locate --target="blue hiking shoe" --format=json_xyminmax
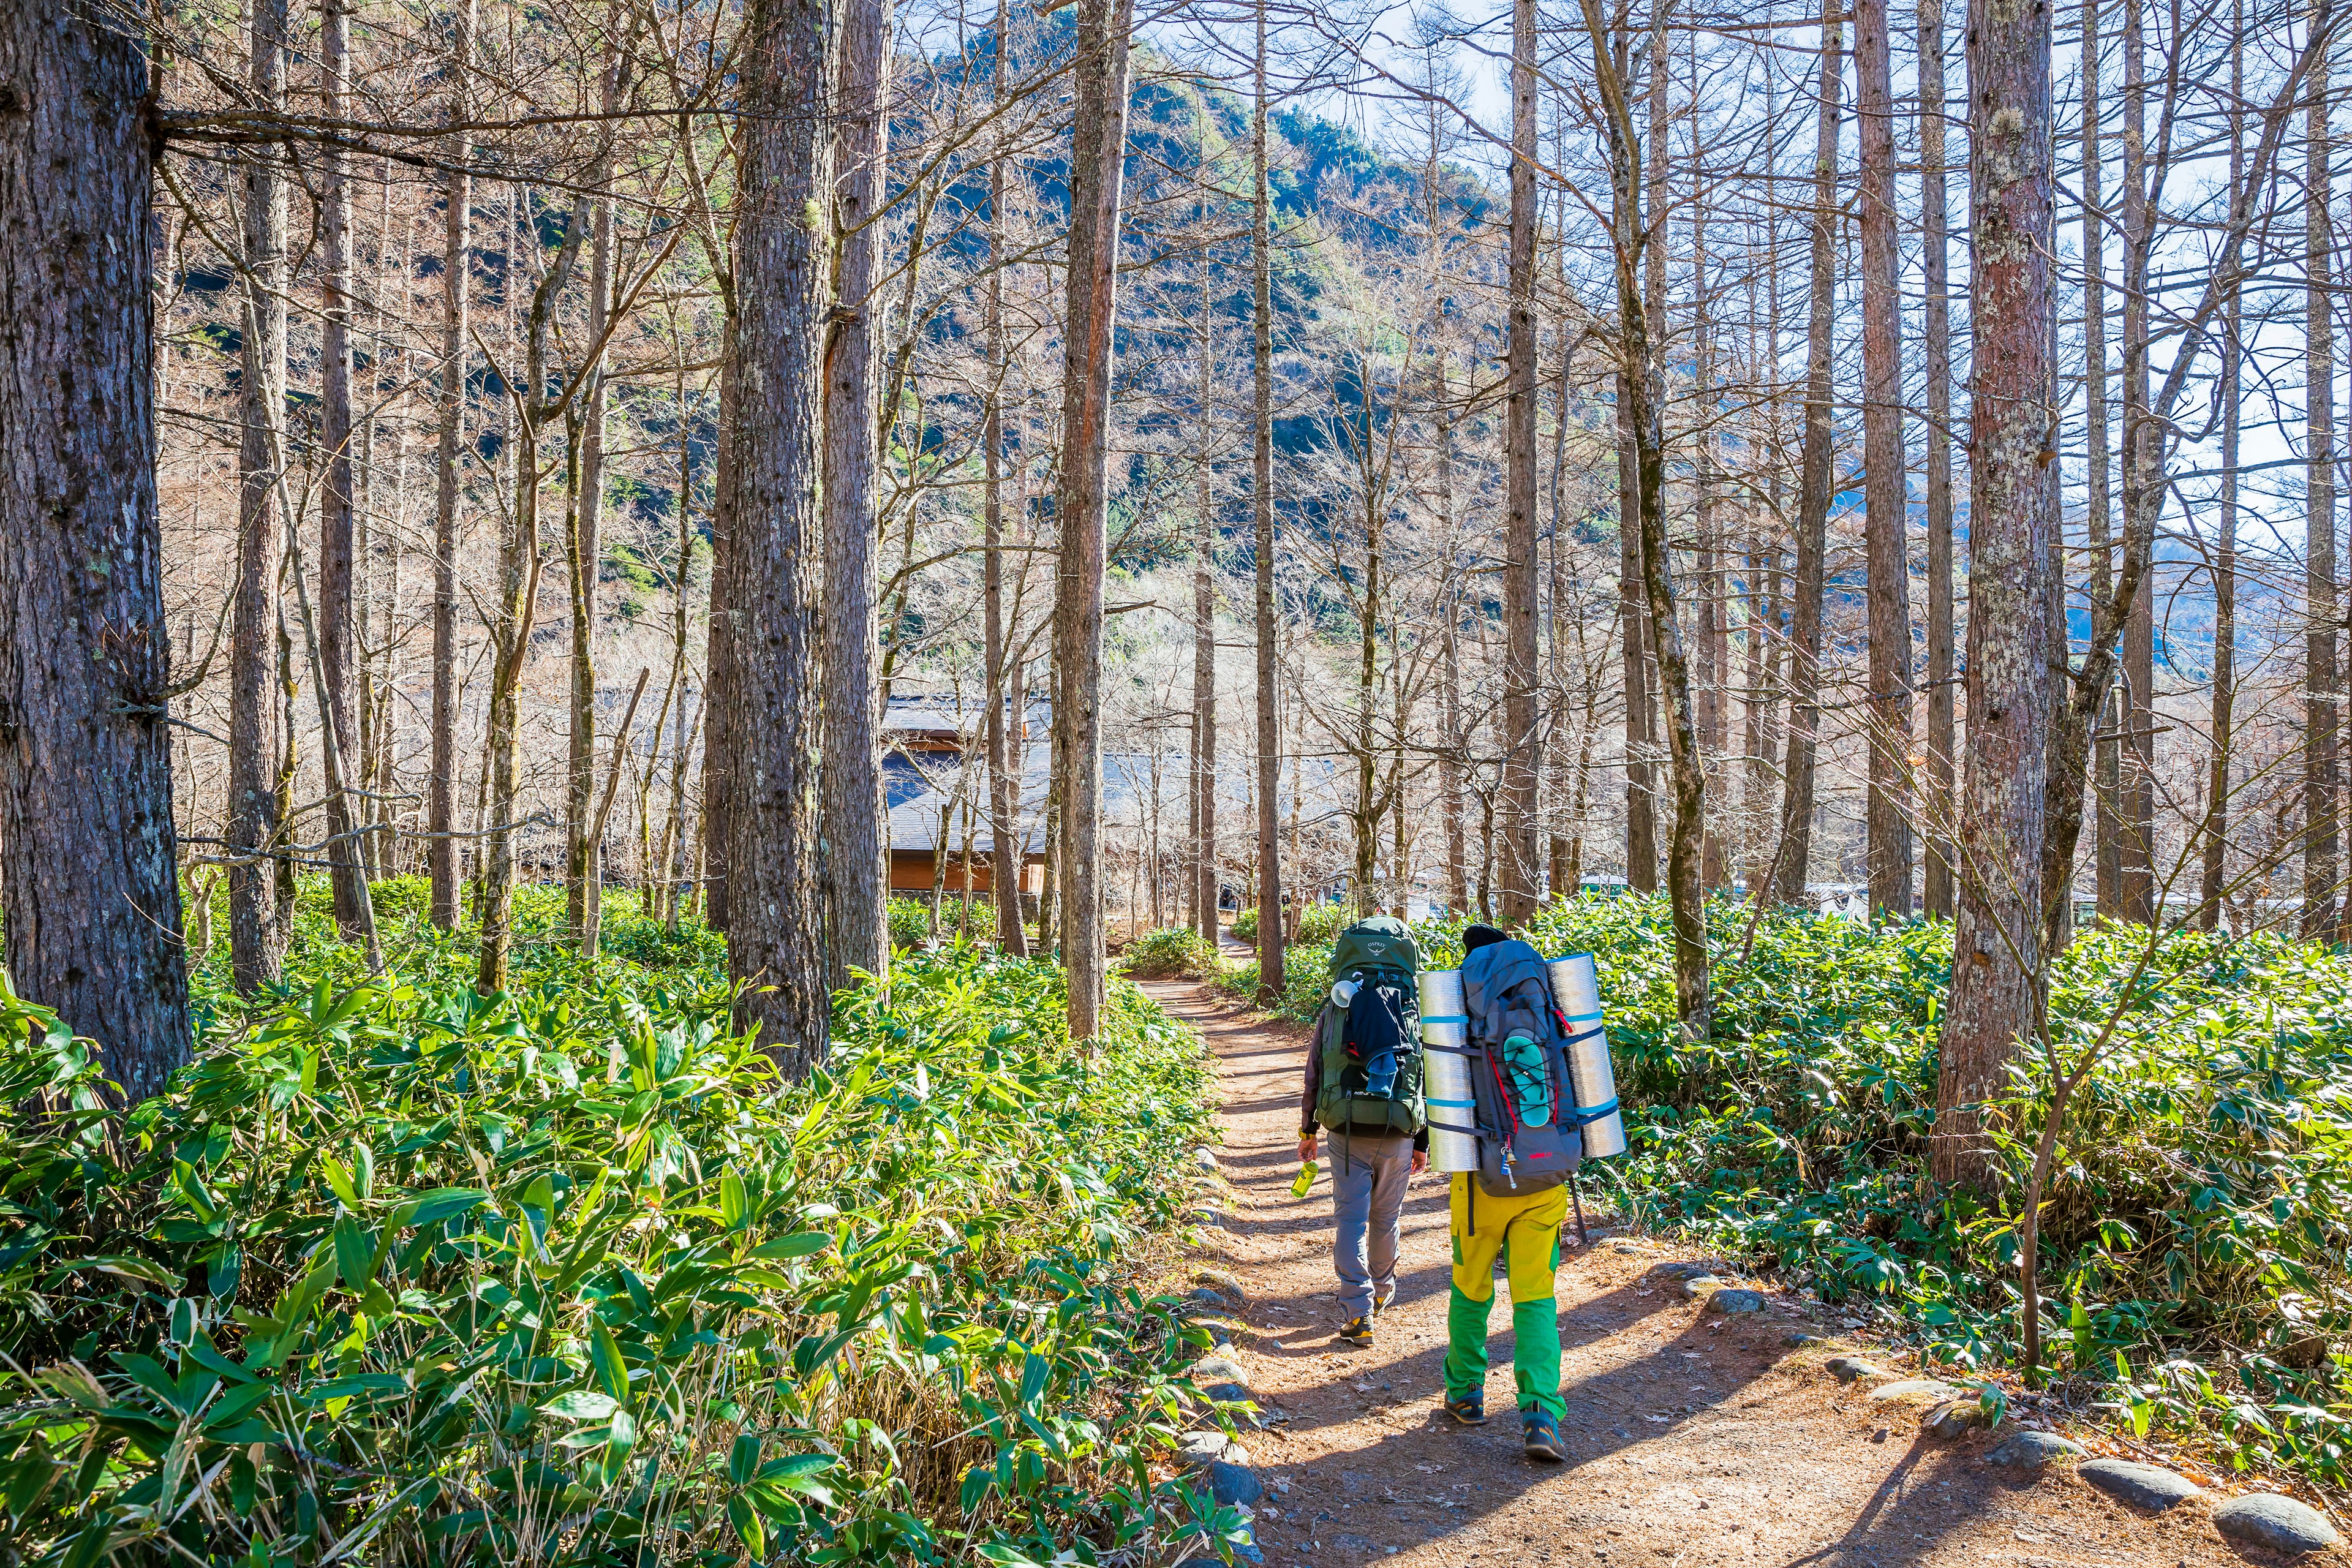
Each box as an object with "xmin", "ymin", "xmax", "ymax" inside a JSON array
[
  {"xmin": 1444, "ymin": 1390, "xmax": 1487, "ymax": 1427},
  {"xmin": 1522, "ymin": 1409, "xmax": 1566, "ymax": 1463}
]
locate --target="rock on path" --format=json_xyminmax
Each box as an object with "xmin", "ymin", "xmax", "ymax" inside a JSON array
[
  {"xmin": 2076, "ymin": 1457, "xmax": 2203, "ymax": 1511},
  {"xmin": 2212, "ymin": 1493, "xmax": 2342, "ymax": 1554}
]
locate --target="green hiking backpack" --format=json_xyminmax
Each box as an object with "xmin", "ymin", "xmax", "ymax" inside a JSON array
[{"xmin": 1313, "ymin": 916, "xmax": 1427, "ymax": 1137}]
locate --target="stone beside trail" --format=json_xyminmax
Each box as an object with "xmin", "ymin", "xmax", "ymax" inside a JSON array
[
  {"xmin": 2214, "ymin": 1493, "xmax": 2343, "ymax": 1554},
  {"xmin": 1143, "ymin": 976, "xmax": 2351, "ymax": 1568},
  {"xmin": 2078, "ymin": 1457, "xmax": 2204, "ymax": 1511}
]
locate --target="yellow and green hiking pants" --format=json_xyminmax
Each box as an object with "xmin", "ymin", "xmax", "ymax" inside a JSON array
[{"xmin": 1444, "ymin": 1174, "xmax": 1566, "ymax": 1419}]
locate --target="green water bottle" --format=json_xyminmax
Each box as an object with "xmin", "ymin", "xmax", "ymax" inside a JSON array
[{"xmin": 1291, "ymin": 1159, "xmax": 1318, "ymax": 1199}]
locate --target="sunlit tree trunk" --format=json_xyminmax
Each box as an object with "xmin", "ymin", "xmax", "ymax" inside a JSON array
[
  {"xmin": 0, "ymin": 0, "xmax": 190, "ymax": 1102},
  {"xmin": 1858, "ymin": 0, "xmax": 1913, "ymax": 916},
  {"xmin": 429, "ymin": 0, "xmax": 475, "ymax": 932},
  {"xmin": 2305, "ymin": 1, "xmax": 2339, "ymax": 938},
  {"xmin": 1193, "ymin": 288, "xmax": 1220, "ymax": 943},
  {"xmin": 1252, "ymin": 0, "xmax": 1283, "ymax": 1003},
  {"xmin": 2117, "ymin": 0, "xmax": 2158, "ymax": 925},
  {"xmin": 2201, "ymin": 14, "xmax": 2245, "ymax": 931},
  {"xmin": 229, "ymin": 0, "xmax": 289, "ymax": 990},
  {"xmin": 1054, "ymin": 0, "xmax": 1133, "ymax": 1042},
  {"xmin": 983, "ymin": 48, "xmax": 1030, "ymax": 958},
  {"xmin": 1498, "ymin": 0, "xmax": 1543, "ymax": 924},
  {"xmin": 729, "ymin": 0, "xmax": 835, "ymax": 1072},
  {"xmin": 319, "ymin": 0, "xmax": 368, "ymax": 939},
  {"xmin": 823, "ymin": 0, "xmax": 889, "ymax": 992},
  {"xmin": 1921, "ymin": 0, "xmax": 1959, "ymax": 921},
  {"xmin": 1935, "ymin": 0, "xmax": 2056, "ymax": 1189},
  {"xmin": 1774, "ymin": 10, "xmax": 1841, "ymax": 907}
]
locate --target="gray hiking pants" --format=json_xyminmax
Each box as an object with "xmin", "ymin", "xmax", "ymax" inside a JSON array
[{"xmin": 1328, "ymin": 1131, "xmax": 1415, "ymax": 1322}]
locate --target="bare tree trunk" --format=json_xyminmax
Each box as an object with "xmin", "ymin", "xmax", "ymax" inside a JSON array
[
  {"xmin": 1934, "ymin": 0, "xmax": 2056, "ymax": 1188},
  {"xmin": 1253, "ymin": 0, "xmax": 1284, "ymax": 1003},
  {"xmin": 1774, "ymin": 11, "xmax": 1841, "ymax": 907},
  {"xmin": 429, "ymin": 0, "xmax": 475, "ymax": 932},
  {"xmin": 1054, "ymin": 0, "xmax": 1133, "ymax": 1042},
  {"xmin": 0, "ymin": 1, "xmax": 190, "ymax": 1101},
  {"xmin": 2201, "ymin": 13, "xmax": 2245, "ymax": 931},
  {"xmin": 983, "ymin": 77, "xmax": 1030, "ymax": 957},
  {"xmin": 229, "ymin": 0, "xmax": 289, "ymax": 990},
  {"xmin": 1439, "ymin": 404, "xmax": 1468, "ymax": 913},
  {"xmin": 728, "ymin": 0, "xmax": 834, "ymax": 1072},
  {"xmin": 477, "ymin": 192, "xmax": 588, "ymax": 995},
  {"xmin": 1921, "ymin": 0, "xmax": 1958, "ymax": 920},
  {"xmin": 1193, "ymin": 295, "xmax": 1220, "ymax": 942},
  {"xmin": 2306, "ymin": 2, "xmax": 2339, "ymax": 938},
  {"xmin": 704, "ymin": 321, "xmax": 738, "ymax": 935},
  {"xmin": 2081, "ymin": 0, "xmax": 2120, "ymax": 918},
  {"xmin": 1578, "ymin": 0, "xmax": 1709, "ymax": 1030},
  {"xmin": 2116, "ymin": 0, "xmax": 2157, "ymax": 925},
  {"xmin": 1618, "ymin": 383, "xmax": 1657, "ymax": 893},
  {"xmin": 823, "ymin": 0, "xmax": 889, "ymax": 993},
  {"xmin": 319, "ymin": 0, "xmax": 368, "ymax": 938},
  {"xmin": 1498, "ymin": 0, "xmax": 1543, "ymax": 924},
  {"xmin": 1617, "ymin": 31, "xmax": 1657, "ymax": 899},
  {"xmin": 1858, "ymin": 0, "xmax": 1913, "ymax": 916}
]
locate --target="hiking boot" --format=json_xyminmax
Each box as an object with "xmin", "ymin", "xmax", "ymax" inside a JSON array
[
  {"xmin": 1444, "ymin": 1391, "xmax": 1487, "ymax": 1427},
  {"xmin": 1522, "ymin": 1410, "xmax": 1566, "ymax": 1463},
  {"xmin": 1373, "ymin": 1284, "xmax": 1396, "ymax": 1313},
  {"xmin": 1337, "ymin": 1315, "xmax": 1373, "ymax": 1346}
]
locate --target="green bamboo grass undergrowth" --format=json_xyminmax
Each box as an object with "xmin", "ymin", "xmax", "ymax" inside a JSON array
[{"xmin": 0, "ymin": 895, "xmax": 1230, "ymax": 1566}]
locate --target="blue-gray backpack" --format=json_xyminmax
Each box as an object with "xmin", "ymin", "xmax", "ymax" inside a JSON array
[{"xmin": 1460, "ymin": 936, "xmax": 1580, "ymax": 1197}]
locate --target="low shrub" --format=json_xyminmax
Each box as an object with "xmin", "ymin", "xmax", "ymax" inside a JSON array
[
  {"xmin": 0, "ymin": 943, "xmax": 1232, "ymax": 1564},
  {"xmin": 1227, "ymin": 907, "xmax": 1256, "ymax": 943},
  {"xmin": 1120, "ymin": 927, "xmax": 1220, "ymax": 980},
  {"xmin": 887, "ymin": 895, "xmax": 998, "ymax": 951}
]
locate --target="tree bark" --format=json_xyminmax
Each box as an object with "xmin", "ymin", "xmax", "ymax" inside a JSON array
[
  {"xmin": 983, "ymin": 70, "xmax": 1030, "ymax": 958},
  {"xmin": 1858, "ymin": 0, "xmax": 1913, "ymax": 916},
  {"xmin": 823, "ymin": 0, "xmax": 889, "ymax": 993},
  {"xmin": 728, "ymin": 0, "xmax": 835, "ymax": 1072},
  {"xmin": 1193, "ymin": 287, "xmax": 1220, "ymax": 942},
  {"xmin": 1774, "ymin": 12, "xmax": 1841, "ymax": 907},
  {"xmin": 0, "ymin": 1, "xmax": 191, "ymax": 1102},
  {"xmin": 1577, "ymin": 0, "xmax": 1709, "ymax": 1031},
  {"xmin": 2201, "ymin": 13, "xmax": 2245, "ymax": 931},
  {"xmin": 2117, "ymin": 0, "xmax": 2157, "ymax": 925},
  {"xmin": 1053, "ymin": 0, "xmax": 1134, "ymax": 1043},
  {"xmin": 429, "ymin": 0, "xmax": 475, "ymax": 932},
  {"xmin": 477, "ymin": 192, "xmax": 588, "ymax": 995},
  {"xmin": 565, "ymin": 56, "xmax": 625, "ymax": 956},
  {"xmin": 1498, "ymin": 0, "xmax": 1543, "ymax": 924},
  {"xmin": 2082, "ymin": 0, "xmax": 2121, "ymax": 918},
  {"xmin": 228, "ymin": 0, "xmax": 289, "ymax": 990},
  {"xmin": 1934, "ymin": 0, "xmax": 2057, "ymax": 1188},
  {"xmin": 319, "ymin": 0, "xmax": 367, "ymax": 940},
  {"xmin": 1920, "ymin": 0, "xmax": 1957, "ymax": 920},
  {"xmin": 2306, "ymin": 1, "xmax": 2339, "ymax": 938},
  {"xmin": 1253, "ymin": 0, "xmax": 1284, "ymax": 1003}
]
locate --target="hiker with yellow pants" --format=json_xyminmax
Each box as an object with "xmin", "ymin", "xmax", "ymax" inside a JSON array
[
  {"xmin": 1437, "ymin": 922, "xmax": 1575, "ymax": 1463},
  {"xmin": 1442, "ymin": 1173, "xmax": 1566, "ymax": 1454}
]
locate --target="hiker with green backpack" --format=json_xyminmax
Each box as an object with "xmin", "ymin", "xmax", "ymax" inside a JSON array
[{"xmin": 1295, "ymin": 915, "xmax": 1427, "ymax": 1347}]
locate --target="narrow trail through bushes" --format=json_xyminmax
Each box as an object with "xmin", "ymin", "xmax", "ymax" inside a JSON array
[{"xmin": 1141, "ymin": 978, "xmax": 2339, "ymax": 1568}]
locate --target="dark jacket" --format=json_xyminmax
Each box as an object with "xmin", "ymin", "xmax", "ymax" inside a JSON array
[{"xmin": 1300, "ymin": 1025, "xmax": 1429, "ymax": 1150}]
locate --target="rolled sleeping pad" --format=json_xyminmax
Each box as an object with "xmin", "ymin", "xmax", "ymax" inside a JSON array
[
  {"xmin": 1545, "ymin": 952, "xmax": 1627, "ymax": 1159},
  {"xmin": 1415, "ymin": 968, "xmax": 1481, "ymax": 1173}
]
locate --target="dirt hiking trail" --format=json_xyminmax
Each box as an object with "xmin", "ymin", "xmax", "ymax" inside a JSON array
[{"xmin": 1141, "ymin": 978, "xmax": 2346, "ymax": 1568}]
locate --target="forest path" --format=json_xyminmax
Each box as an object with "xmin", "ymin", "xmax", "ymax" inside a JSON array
[{"xmin": 1137, "ymin": 978, "xmax": 2309, "ymax": 1568}]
